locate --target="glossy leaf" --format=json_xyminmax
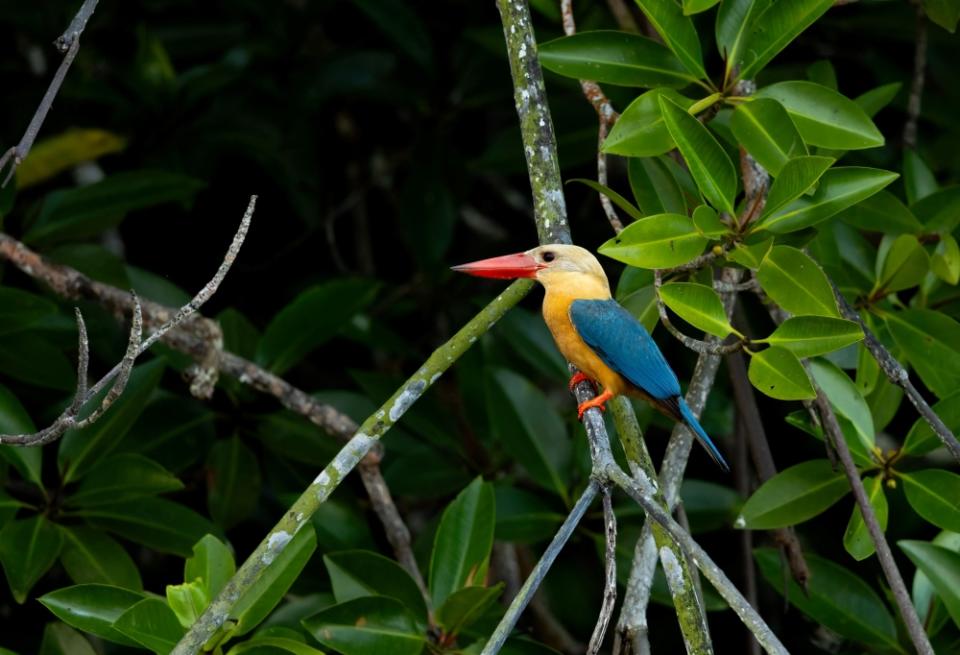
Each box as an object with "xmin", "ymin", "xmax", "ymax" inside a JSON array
[
  {"xmin": 659, "ymin": 282, "xmax": 737, "ymax": 338},
  {"xmin": 0, "ymin": 516, "xmax": 63, "ymax": 603},
  {"xmin": 166, "ymin": 579, "xmax": 208, "ymax": 629},
  {"xmin": 716, "ymin": 0, "xmax": 771, "ymax": 71},
  {"xmin": 737, "ymin": 459, "xmax": 848, "ymax": 528},
  {"xmin": 257, "ymin": 279, "xmax": 379, "ymax": 375},
  {"xmin": 633, "ymin": 0, "xmax": 706, "ymax": 78},
  {"xmin": 185, "ymin": 534, "xmax": 235, "ymax": 600},
  {"xmin": 886, "ymin": 309, "xmax": 960, "ymax": 399},
  {"xmin": 67, "ymin": 453, "xmax": 183, "ymax": 507},
  {"xmin": 683, "ymin": 0, "xmax": 719, "ymax": 14},
  {"xmin": 855, "ymin": 82, "xmax": 902, "ymax": 117},
  {"xmin": 904, "ymin": 390, "xmax": 960, "ymax": 455},
  {"xmin": 17, "ymin": 128, "xmax": 125, "ymax": 189},
  {"xmin": 627, "ymin": 157, "xmax": 687, "ymax": 216},
  {"xmin": 901, "ymin": 470, "xmax": 960, "ymax": 533},
  {"xmin": 755, "ymin": 548, "xmax": 899, "ymax": 648},
  {"xmin": 0, "ymin": 384, "xmax": 42, "ymax": 487},
  {"xmin": 838, "ymin": 190, "xmax": 923, "ymax": 234},
  {"xmin": 207, "ymin": 436, "xmax": 261, "ymax": 529},
  {"xmin": 486, "ymin": 369, "xmax": 570, "ymax": 500},
  {"xmin": 692, "ymin": 205, "xmax": 727, "ymax": 238},
  {"xmin": 302, "ymin": 596, "xmax": 424, "ymax": 655},
  {"xmin": 568, "ymin": 179, "xmax": 644, "ymax": 222},
  {"xmin": 923, "ymin": 0, "xmax": 960, "ymax": 32},
  {"xmin": 227, "ymin": 636, "xmax": 325, "ymax": 655},
  {"xmin": 38, "ymin": 622, "xmax": 98, "ymax": 655},
  {"xmin": 757, "ymin": 167, "xmax": 897, "ymax": 233},
  {"xmin": 659, "ymin": 96, "xmax": 737, "ymax": 215},
  {"xmin": 429, "ymin": 477, "xmax": 495, "ymax": 608},
  {"xmin": 903, "ymin": 149, "xmax": 938, "ymax": 205},
  {"xmin": 757, "ymin": 316, "xmax": 862, "ymax": 358},
  {"xmin": 756, "ymin": 246, "xmax": 839, "ymax": 317},
  {"xmin": 756, "ymin": 81, "xmax": 884, "ymax": 149},
  {"xmin": 324, "ymin": 550, "xmax": 428, "ymax": 625},
  {"xmin": 738, "ymin": 1, "xmax": 833, "ymax": 79},
  {"xmin": 598, "ymin": 214, "xmax": 706, "ymax": 269},
  {"xmin": 603, "ymin": 89, "xmax": 692, "ymax": 157},
  {"xmin": 730, "ymin": 98, "xmax": 807, "ymax": 176},
  {"xmin": 873, "ymin": 234, "xmax": 929, "ymax": 294},
  {"xmin": 747, "ymin": 346, "xmax": 815, "ymax": 401},
  {"xmin": 726, "ymin": 237, "xmax": 771, "ymax": 269},
  {"xmin": 60, "ymin": 526, "xmax": 142, "ymax": 591},
  {"xmin": 39, "ymin": 584, "xmax": 145, "ymax": 647},
  {"xmin": 112, "ymin": 598, "xmax": 185, "ymax": 655},
  {"xmin": 58, "ymin": 359, "xmax": 165, "ymax": 483},
  {"xmin": 809, "ymin": 359, "xmax": 875, "ymax": 452},
  {"xmin": 932, "ymin": 234, "xmax": 960, "ymax": 285},
  {"xmin": 436, "ymin": 584, "xmax": 503, "ymax": 636},
  {"xmin": 843, "ymin": 474, "xmax": 888, "ymax": 561},
  {"xmin": 760, "ymin": 156, "xmax": 834, "ymax": 218},
  {"xmin": 900, "ymin": 540, "xmax": 960, "ymax": 628}
]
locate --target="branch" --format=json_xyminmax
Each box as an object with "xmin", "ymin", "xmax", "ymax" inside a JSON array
[
  {"xmin": 0, "ymin": 0, "xmax": 100, "ymax": 186},
  {"xmin": 810, "ymin": 378, "xmax": 934, "ymax": 655},
  {"xmin": 830, "ymin": 279, "xmax": 960, "ymax": 462},
  {"xmin": 903, "ymin": 5, "xmax": 927, "ymax": 150},
  {"xmin": 654, "ymin": 269, "xmax": 742, "ymax": 356},
  {"xmin": 605, "ymin": 0, "xmax": 640, "ymax": 31},
  {"xmin": 588, "ymin": 488, "xmax": 618, "ymax": 654}
]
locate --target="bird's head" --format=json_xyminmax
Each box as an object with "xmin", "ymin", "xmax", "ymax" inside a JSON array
[{"xmin": 452, "ymin": 244, "xmax": 609, "ymax": 291}]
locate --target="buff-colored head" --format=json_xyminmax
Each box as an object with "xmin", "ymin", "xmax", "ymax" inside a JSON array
[{"xmin": 452, "ymin": 243, "xmax": 610, "ymax": 295}]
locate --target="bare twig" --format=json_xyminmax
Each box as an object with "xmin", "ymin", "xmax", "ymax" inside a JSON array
[
  {"xmin": 903, "ymin": 5, "xmax": 927, "ymax": 150},
  {"xmin": 661, "ymin": 245, "xmax": 731, "ymax": 276},
  {"xmin": 654, "ymin": 269, "xmax": 742, "ymax": 355},
  {"xmin": 0, "ymin": 0, "xmax": 100, "ymax": 186},
  {"xmin": 606, "ymin": 0, "xmax": 640, "ymax": 31},
  {"xmin": 588, "ymin": 488, "xmax": 618, "ymax": 654},
  {"xmin": 811, "ymin": 382, "xmax": 934, "ymax": 655},
  {"xmin": 734, "ymin": 417, "xmax": 762, "ymax": 655}
]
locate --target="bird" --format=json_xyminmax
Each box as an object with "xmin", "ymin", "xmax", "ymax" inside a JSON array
[{"xmin": 452, "ymin": 244, "xmax": 729, "ymax": 471}]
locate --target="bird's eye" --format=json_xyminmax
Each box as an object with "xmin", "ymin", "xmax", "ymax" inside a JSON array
[{"xmin": 542, "ymin": 251, "xmax": 555, "ymax": 262}]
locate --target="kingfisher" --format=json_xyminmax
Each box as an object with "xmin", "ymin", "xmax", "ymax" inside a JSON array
[{"xmin": 453, "ymin": 244, "xmax": 728, "ymax": 471}]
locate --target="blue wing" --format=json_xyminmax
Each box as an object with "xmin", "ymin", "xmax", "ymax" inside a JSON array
[{"xmin": 569, "ymin": 298, "xmax": 680, "ymax": 400}]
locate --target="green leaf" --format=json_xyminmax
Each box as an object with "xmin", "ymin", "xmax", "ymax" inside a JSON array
[
  {"xmin": 166, "ymin": 579, "xmax": 208, "ymax": 629},
  {"xmin": 843, "ymin": 474, "xmax": 888, "ymax": 561},
  {"xmin": 837, "ymin": 190, "xmax": 923, "ymax": 234},
  {"xmin": 760, "ymin": 156, "xmax": 834, "ymax": 218},
  {"xmin": 603, "ymin": 89, "xmax": 693, "ymax": 157},
  {"xmin": 258, "ymin": 279, "xmax": 378, "ymax": 375},
  {"xmin": 716, "ymin": 0, "xmax": 771, "ymax": 72},
  {"xmin": 598, "ymin": 214, "xmax": 707, "ymax": 269},
  {"xmin": 185, "ymin": 534, "xmax": 236, "ymax": 600},
  {"xmin": 809, "ymin": 359, "xmax": 875, "ymax": 453},
  {"xmin": 681, "ymin": 479, "xmax": 743, "ymax": 533},
  {"xmin": 494, "ymin": 485, "xmax": 565, "ymax": 544},
  {"xmin": 627, "ymin": 157, "xmax": 687, "ymax": 216},
  {"xmin": 683, "ymin": 0, "xmax": 719, "ymax": 14},
  {"xmin": 932, "ymin": 234, "xmax": 960, "ymax": 285},
  {"xmin": 39, "ymin": 622, "xmax": 98, "ymax": 655},
  {"xmin": 756, "ymin": 82, "xmax": 884, "ymax": 149},
  {"xmin": 58, "ymin": 358, "xmax": 165, "ymax": 483},
  {"xmin": 757, "ymin": 316, "xmax": 862, "ymax": 358},
  {"xmin": 0, "ymin": 516, "xmax": 63, "ymax": 603},
  {"xmin": 436, "ymin": 584, "xmax": 503, "ymax": 636},
  {"xmin": 429, "ymin": 477, "xmax": 495, "ymax": 608},
  {"xmin": 67, "ymin": 453, "xmax": 183, "ymax": 507},
  {"xmin": 302, "ymin": 596, "xmax": 424, "ymax": 655},
  {"xmin": 659, "ymin": 96, "xmax": 737, "ymax": 215},
  {"xmin": 904, "ymin": 389, "xmax": 960, "ymax": 455},
  {"xmin": 855, "ymin": 82, "xmax": 902, "ymax": 117},
  {"xmin": 227, "ymin": 636, "xmax": 326, "ymax": 655},
  {"xmin": 39, "ymin": 584, "xmax": 145, "ymax": 647},
  {"xmin": 486, "ymin": 369, "xmax": 570, "ymax": 500},
  {"xmin": 568, "ymin": 179, "xmax": 644, "ymax": 222},
  {"xmin": 734, "ymin": 0, "xmax": 827, "ymax": 75},
  {"xmin": 0, "ymin": 383, "xmax": 42, "ymax": 487},
  {"xmin": 692, "ymin": 205, "xmax": 728, "ymax": 238},
  {"xmin": 748, "ymin": 346, "xmax": 815, "ymax": 400},
  {"xmin": 76, "ymin": 496, "xmax": 219, "ymax": 557},
  {"xmin": 873, "ymin": 234, "xmax": 930, "ymax": 294},
  {"xmin": 0, "ymin": 286, "xmax": 58, "ymax": 337},
  {"xmin": 756, "ymin": 246, "xmax": 840, "ymax": 317},
  {"xmin": 757, "ymin": 167, "xmax": 898, "ymax": 233},
  {"xmin": 497, "ymin": 308, "xmax": 568, "ymax": 380},
  {"xmin": 726, "ymin": 237, "xmax": 772, "ymax": 269},
  {"xmin": 730, "ymin": 98, "xmax": 807, "ymax": 176},
  {"xmin": 806, "ymin": 60, "xmax": 837, "ymax": 89},
  {"xmin": 620, "ymin": 285, "xmax": 660, "ymax": 333},
  {"xmin": 207, "ymin": 436, "xmax": 261, "ymax": 530},
  {"xmin": 901, "ymin": 470, "xmax": 960, "ymax": 533},
  {"xmin": 737, "ymin": 459, "xmax": 848, "ymax": 528},
  {"xmin": 900, "ymin": 540, "xmax": 960, "ymax": 628},
  {"xmin": 755, "ymin": 548, "xmax": 899, "ymax": 648},
  {"xmin": 0, "ymin": 332, "xmax": 75, "ymax": 390},
  {"xmin": 324, "ymin": 550, "xmax": 429, "ymax": 626},
  {"xmin": 112, "ymin": 597, "xmax": 185, "ymax": 655},
  {"xmin": 633, "ymin": 0, "xmax": 706, "ymax": 78},
  {"xmin": 60, "ymin": 526, "xmax": 142, "ymax": 591},
  {"xmin": 923, "ymin": 0, "xmax": 960, "ymax": 32},
  {"xmin": 232, "ymin": 526, "xmax": 317, "ymax": 636},
  {"xmin": 538, "ymin": 31, "xmax": 695, "ymax": 88},
  {"xmin": 25, "ymin": 171, "xmax": 206, "ymax": 246},
  {"xmin": 659, "ymin": 282, "xmax": 737, "ymax": 338},
  {"xmin": 912, "ymin": 186, "xmax": 960, "ymax": 232},
  {"xmin": 903, "ymin": 150, "xmax": 938, "ymax": 205},
  {"xmin": 886, "ymin": 309, "xmax": 960, "ymax": 399}
]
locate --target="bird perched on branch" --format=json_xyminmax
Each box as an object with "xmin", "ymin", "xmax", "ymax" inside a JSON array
[{"xmin": 453, "ymin": 244, "xmax": 728, "ymax": 471}]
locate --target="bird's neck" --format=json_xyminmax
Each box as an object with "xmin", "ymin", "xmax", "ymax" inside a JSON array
[{"xmin": 542, "ymin": 271, "xmax": 611, "ymax": 302}]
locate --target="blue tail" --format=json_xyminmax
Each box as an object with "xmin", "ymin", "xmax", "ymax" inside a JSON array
[{"xmin": 678, "ymin": 398, "xmax": 729, "ymax": 472}]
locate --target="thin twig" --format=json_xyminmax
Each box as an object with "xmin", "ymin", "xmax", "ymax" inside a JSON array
[
  {"xmin": 903, "ymin": 5, "xmax": 927, "ymax": 150},
  {"xmin": 661, "ymin": 245, "xmax": 732, "ymax": 277},
  {"xmin": 654, "ymin": 269, "xmax": 742, "ymax": 355},
  {"xmin": 0, "ymin": 0, "xmax": 99, "ymax": 186},
  {"xmin": 734, "ymin": 416, "xmax": 762, "ymax": 655},
  {"xmin": 606, "ymin": 0, "xmax": 639, "ymax": 31},
  {"xmin": 829, "ymin": 279, "xmax": 960, "ymax": 462},
  {"xmin": 588, "ymin": 488, "xmax": 618, "ymax": 654},
  {"xmin": 810, "ymin": 381, "xmax": 934, "ymax": 655}
]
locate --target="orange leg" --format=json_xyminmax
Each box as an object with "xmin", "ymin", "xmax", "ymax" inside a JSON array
[
  {"xmin": 578, "ymin": 389, "xmax": 614, "ymax": 421},
  {"xmin": 568, "ymin": 371, "xmax": 595, "ymax": 392}
]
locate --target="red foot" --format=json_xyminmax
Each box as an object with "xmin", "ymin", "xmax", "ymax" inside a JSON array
[
  {"xmin": 578, "ymin": 389, "xmax": 614, "ymax": 421},
  {"xmin": 568, "ymin": 371, "xmax": 595, "ymax": 392}
]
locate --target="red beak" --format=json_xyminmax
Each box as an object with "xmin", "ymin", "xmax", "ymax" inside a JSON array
[{"xmin": 451, "ymin": 252, "xmax": 544, "ymax": 279}]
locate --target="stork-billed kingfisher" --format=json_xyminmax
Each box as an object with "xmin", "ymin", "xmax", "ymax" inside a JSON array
[{"xmin": 453, "ymin": 244, "xmax": 728, "ymax": 472}]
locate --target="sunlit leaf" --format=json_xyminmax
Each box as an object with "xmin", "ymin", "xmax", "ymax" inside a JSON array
[
  {"xmin": 633, "ymin": 0, "xmax": 706, "ymax": 78},
  {"xmin": 738, "ymin": 460, "xmax": 847, "ymax": 528},
  {"xmin": 901, "ymin": 470, "xmax": 960, "ymax": 533},
  {"xmin": 598, "ymin": 214, "xmax": 706, "ymax": 269},
  {"xmin": 738, "ymin": 1, "xmax": 834, "ymax": 79},
  {"xmin": 659, "ymin": 282, "xmax": 736, "ymax": 338},
  {"xmin": 757, "ymin": 316, "xmax": 862, "ymax": 358},
  {"xmin": 756, "ymin": 246, "xmax": 839, "ymax": 317},
  {"xmin": 730, "ymin": 98, "xmax": 807, "ymax": 176}
]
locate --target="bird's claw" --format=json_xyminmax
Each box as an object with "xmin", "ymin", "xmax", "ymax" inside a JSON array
[
  {"xmin": 568, "ymin": 371, "xmax": 595, "ymax": 392},
  {"xmin": 577, "ymin": 390, "xmax": 614, "ymax": 421}
]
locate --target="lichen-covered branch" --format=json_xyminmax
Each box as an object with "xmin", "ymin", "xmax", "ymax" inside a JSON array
[{"xmin": 588, "ymin": 488, "xmax": 619, "ymax": 654}]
